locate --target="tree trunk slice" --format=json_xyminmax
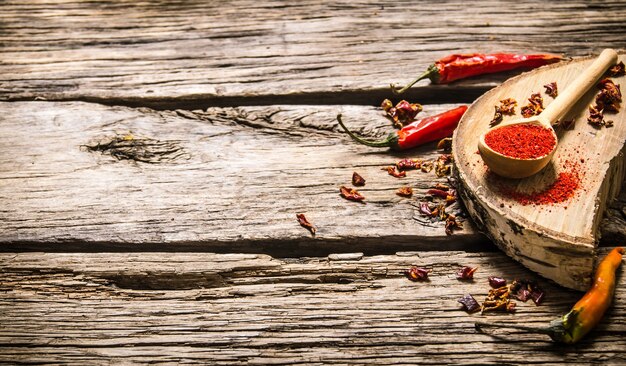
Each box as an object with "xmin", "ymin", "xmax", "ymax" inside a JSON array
[{"xmin": 453, "ymin": 54, "xmax": 626, "ymax": 291}]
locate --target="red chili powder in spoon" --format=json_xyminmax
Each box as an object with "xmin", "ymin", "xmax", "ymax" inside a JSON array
[{"xmin": 484, "ymin": 124, "xmax": 556, "ymax": 159}]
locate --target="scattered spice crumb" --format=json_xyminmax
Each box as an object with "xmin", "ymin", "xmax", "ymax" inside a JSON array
[
  {"xmin": 544, "ymin": 82, "xmax": 558, "ymax": 98},
  {"xmin": 384, "ymin": 166, "xmax": 407, "ymax": 178},
  {"xmin": 396, "ymin": 186, "xmax": 413, "ymax": 197},
  {"xmin": 296, "ymin": 213, "xmax": 316, "ymax": 236},
  {"xmin": 352, "ymin": 172, "xmax": 366, "ymax": 186},
  {"xmin": 339, "ymin": 185, "xmax": 365, "ymax": 202},
  {"xmin": 404, "ymin": 266, "xmax": 430, "ymax": 282}
]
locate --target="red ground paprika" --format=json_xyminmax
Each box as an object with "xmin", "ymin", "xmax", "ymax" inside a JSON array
[
  {"xmin": 391, "ymin": 53, "xmax": 563, "ymax": 94},
  {"xmin": 336, "ymin": 105, "xmax": 467, "ymax": 151},
  {"xmin": 484, "ymin": 124, "xmax": 556, "ymax": 159}
]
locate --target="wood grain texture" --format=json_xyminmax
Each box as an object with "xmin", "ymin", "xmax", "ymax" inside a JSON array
[
  {"xmin": 0, "ymin": 101, "xmax": 487, "ymax": 254},
  {"xmin": 2, "ymin": 0, "xmax": 626, "ymax": 107},
  {"xmin": 454, "ymin": 55, "xmax": 626, "ymax": 290},
  {"xmin": 0, "ymin": 249, "xmax": 624, "ymax": 364}
]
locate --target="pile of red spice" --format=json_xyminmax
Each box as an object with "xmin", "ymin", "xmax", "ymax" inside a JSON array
[
  {"xmin": 484, "ymin": 124, "xmax": 555, "ymax": 159},
  {"xmin": 498, "ymin": 171, "xmax": 580, "ymax": 205}
]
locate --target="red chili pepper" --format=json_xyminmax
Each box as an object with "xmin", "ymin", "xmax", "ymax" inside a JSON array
[
  {"xmin": 336, "ymin": 106, "xmax": 467, "ymax": 151},
  {"xmin": 391, "ymin": 53, "xmax": 563, "ymax": 94}
]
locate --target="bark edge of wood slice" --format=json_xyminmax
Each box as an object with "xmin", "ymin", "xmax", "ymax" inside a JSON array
[{"xmin": 453, "ymin": 53, "xmax": 626, "ymax": 291}]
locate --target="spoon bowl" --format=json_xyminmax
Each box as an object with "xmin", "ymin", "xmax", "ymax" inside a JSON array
[{"xmin": 479, "ymin": 48, "xmax": 618, "ymax": 179}]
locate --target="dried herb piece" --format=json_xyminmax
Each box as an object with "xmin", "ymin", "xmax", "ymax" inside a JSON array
[
  {"xmin": 396, "ymin": 158, "xmax": 422, "ymax": 171},
  {"xmin": 607, "ymin": 61, "xmax": 625, "ymax": 77},
  {"xmin": 490, "ymin": 98, "xmax": 518, "ymax": 127},
  {"xmin": 456, "ymin": 266, "xmax": 478, "ymax": 280},
  {"xmin": 488, "ymin": 277, "xmax": 507, "ymax": 288},
  {"xmin": 384, "ymin": 166, "xmax": 407, "ymax": 178},
  {"xmin": 296, "ymin": 213, "xmax": 316, "ymax": 236},
  {"xmin": 340, "ymin": 186, "xmax": 365, "ymax": 202},
  {"xmin": 381, "ymin": 99, "xmax": 423, "ymax": 128},
  {"xmin": 544, "ymin": 82, "xmax": 558, "ymax": 98},
  {"xmin": 396, "ymin": 186, "xmax": 414, "ymax": 197},
  {"xmin": 520, "ymin": 92, "xmax": 544, "ymax": 118},
  {"xmin": 352, "ymin": 172, "xmax": 366, "ymax": 186},
  {"xmin": 445, "ymin": 214, "xmax": 463, "ymax": 235},
  {"xmin": 458, "ymin": 294, "xmax": 480, "ymax": 313},
  {"xmin": 437, "ymin": 137, "xmax": 453, "ymax": 152},
  {"xmin": 404, "ymin": 266, "xmax": 430, "ymax": 282}
]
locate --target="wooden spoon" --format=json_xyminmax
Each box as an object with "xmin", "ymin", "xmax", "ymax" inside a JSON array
[{"xmin": 478, "ymin": 48, "xmax": 618, "ymax": 179}]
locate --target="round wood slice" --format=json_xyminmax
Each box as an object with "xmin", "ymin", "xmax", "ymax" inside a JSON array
[{"xmin": 453, "ymin": 53, "xmax": 626, "ymax": 291}]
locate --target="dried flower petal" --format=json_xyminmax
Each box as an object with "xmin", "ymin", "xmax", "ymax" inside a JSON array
[
  {"xmin": 404, "ymin": 266, "xmax": 430, "ymax": 282},
  {"xmin": 488, "ymin": 276, "xmax": 507, "ymax": 288},
  {"xmin": 437, "ymin": 137, "xmax": 453, "ymax": 152},
  {"xmin": 384, "ymin": 166, "xmax": 406, "ymax": 178},
  {"xmin": 396, "ymin": 158, "xmax": 421, "ymax": 171},
  {"xmin": 339, "ymin": 186, "xmax": 365, "ymax": 202},
  {"xmin": 296, "ymin": 213, "xmax": 316, "ymax": 236},
  {"xmin": 458, "ymin": 294, "xmax": 480, "ymax": 313},
  {"xmin": 607, "ymin": 61, "xmax": 625, "ymax": 77},
  {"xmin": 352, "ymin": 172, "xmax": 366, "ymax": 186},
  {"xmin": 456, "ymin": 266, "xmax": 478, "ymax": 280},
  {"xmin": 544, "ymin": 82, "xmax": 558, "ymax": 98},
  {"xmin": 396, "ymin": 186, "xmax": 413, "ymax": 197}
]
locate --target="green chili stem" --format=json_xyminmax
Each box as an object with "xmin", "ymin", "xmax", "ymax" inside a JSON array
[
  {"xmin": 336, "ymin": 114, "xmax": 394, "ymax": 148},
  {"xmin": 390, "ymin": 64, "xmax": 439, "ymax": 95},
  {"xmin": 475, "ymin": 321, "xmax": 555, "ymax": 336}
]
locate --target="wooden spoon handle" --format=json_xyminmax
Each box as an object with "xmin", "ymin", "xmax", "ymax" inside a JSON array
[{"xmin": 540, "ymin": 48, "xmax": 618, "ymax": 125}]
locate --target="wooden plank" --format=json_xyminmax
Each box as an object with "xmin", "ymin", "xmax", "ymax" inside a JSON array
[
  {"xmin": 2, "ymin": 1, "xmax": 626, "ymax": 106},
  {"xmin": 0, "ymin": 101, "xmax": 486, "ymax": 253},
  {"xmin": 1, "ymin": 101, "xmax": 623, "ymax": 253},
  {"xmin": 0, "ymin": 249, "xmax": 624, "ymax": 364}
]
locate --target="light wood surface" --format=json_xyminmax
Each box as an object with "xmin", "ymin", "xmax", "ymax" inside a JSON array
[
  {"xmin": 1, "ymin": 249, "xmax": 625, "ymax": 365},
  {"xmin": 455, "ymin": 55, "xmax": 626, "ymax": 290}
]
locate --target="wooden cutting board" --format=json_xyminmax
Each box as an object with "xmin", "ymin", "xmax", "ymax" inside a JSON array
[{"xmin": 453, "ymin": 53, "xmax": 626, "ymax": 291}]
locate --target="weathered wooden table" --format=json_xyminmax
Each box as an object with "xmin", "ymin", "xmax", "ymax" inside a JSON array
[{"xmin": 2, "ymin": 1, "xmax": 626, "ymax": 364}]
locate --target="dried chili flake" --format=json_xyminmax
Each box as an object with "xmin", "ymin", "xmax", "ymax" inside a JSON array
[
  {"xmin": 458, "ymin": 294, "xmax": 480, "ymax": 313},
  {"xmin": 520, "ymin": 92, "xmax": 544, "ymax": 118},
  {"xmin": 438, "ymin": 154, "xmax": 453, "ymax": 164},
  {"xmin": 510, "ymin": 279, "xmax": 545, "ymax": 305},
  {"xmin": 396, "ymin": 186, "xmax": 413, "ymax": 197},
  {"xmin": 596, "ymin": 78, "xmax": 622, "ymax": 113},
  {"xmin": 607, "ymin": 61, "xmax": 625, "ymax": 77},
  {"xmin": 435, "ymin": 160, "xmax": 451, "ymax": 177},
  {"xmin": 384, "ymin": 166, "xmax": 406, "ymax": 178},
  {"xmin": 437, "ymin": 137, "xmax": 453, "ymax": 152},
  {"xmin": 456, "ymin": 266, "xmax": 478, "ymax": 280},
  {"xmin": 544, "ymin": 82, "xmax": 558, "ymax": 98},
  {"xmin": 433, "ymin": 183, "xmax": 450, "ymax": 191},
  {"xmin": 445, "ymin": 193, "xmax": 457, "ymax": 205},
  {"xmin": 296, "ymin": 213, "xmax": 316, "ymax": 236},
  {"xmin": 340, "ymin": 186, "xmax": 365, "ymax": 202},
  {"xmin": 420, "ymin": 161, "xmax": 434, "ymax": 173},
  {"xmin": 381, "ymin": 99, "xmax": 423, "ymax": 128},
  {"xmin": 419, "ymin": 201, "xmax": 433, "ymax": 216},
  {"xmin": 352, "ymin": 172, "xmax": 366, "ymax": 186},
  {"xmin": 445, "ymin": 214, "xmax": 463, "ymax": 235},
  {"xmin": 396, "ymin": 158, "xmax": 421, "ymax": 171},
  {"xmin": 488, "ymin": 276, "xmax": 507, "ymax": 288},
  {"xmin": 404, "ymin": 266, "xmax": 430, "ymax": 282},
  {"xmin": 587, "ymin": 105, "xmax": 605, "ymax": 127},
  {"xmin": 490, "ymin": 98, "xmax": 518, "ymax": 127},
  {"xmin": 427, "ymin": 189, "xmax": 449, "ymax": 199}
]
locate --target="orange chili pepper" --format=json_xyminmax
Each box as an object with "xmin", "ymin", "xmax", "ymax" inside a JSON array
[{"xmin": 476, "ymin": 247, "xmax": 624, "ymax": 344}]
